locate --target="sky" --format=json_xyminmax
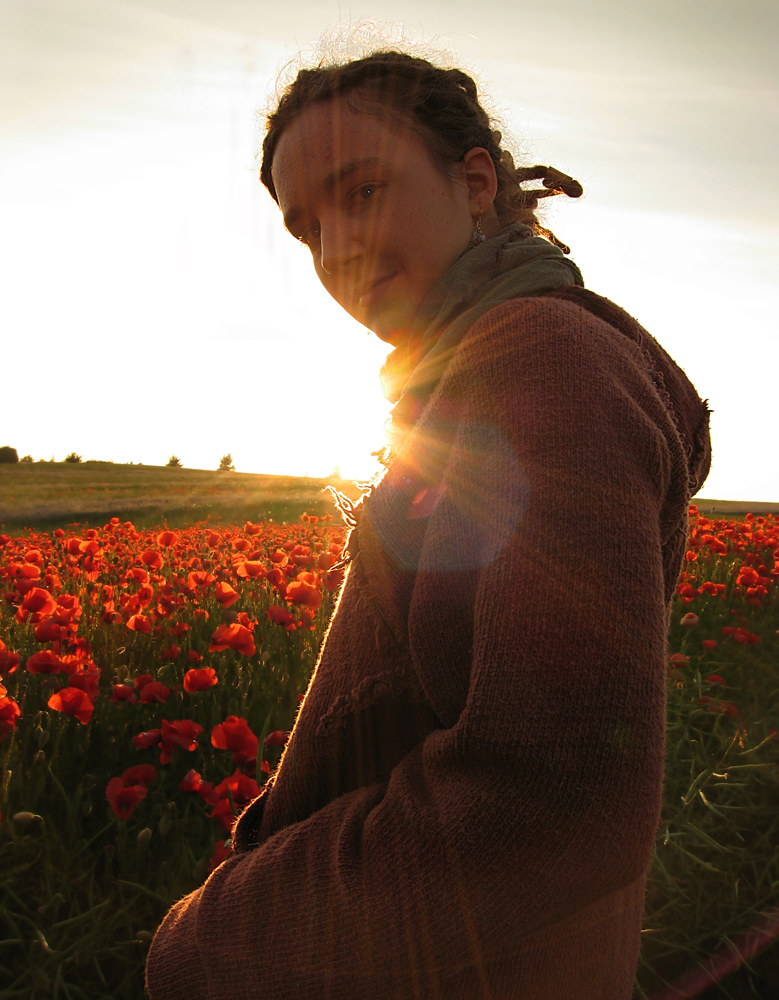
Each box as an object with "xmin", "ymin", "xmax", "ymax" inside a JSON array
[{"xmin": 1, "ymin": 0, "xmax": 777, "ymax": 500}]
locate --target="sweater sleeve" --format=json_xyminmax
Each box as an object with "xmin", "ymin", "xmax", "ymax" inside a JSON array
[{"xmin": 146, "ymin": 299, "xmax": 683, "ymax": 999}]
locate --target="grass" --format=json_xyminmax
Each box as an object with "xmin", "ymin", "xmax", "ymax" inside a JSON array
[{"xmin": 0, "ymin": 462, "xmax": 362, "ymax": 535}]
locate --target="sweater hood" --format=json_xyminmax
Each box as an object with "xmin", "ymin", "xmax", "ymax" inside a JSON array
[{"xmin": 544, "ymin": 287, "xmax": 711, "ymax": 500}]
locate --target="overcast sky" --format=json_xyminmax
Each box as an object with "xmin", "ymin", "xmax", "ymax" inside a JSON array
[{"xmin": 1, "ymin": 0, "xmax": 777, "ymax": 500}]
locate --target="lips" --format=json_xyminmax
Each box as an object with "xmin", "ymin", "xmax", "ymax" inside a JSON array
[{"xmin": 358, "ymin": 273, "xmax": 396, "ymax": 308}]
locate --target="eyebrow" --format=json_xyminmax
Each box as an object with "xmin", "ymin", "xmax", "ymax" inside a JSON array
[{"xmin": 282, "ymin": 157, "xmax": 381, "ymax": 232}]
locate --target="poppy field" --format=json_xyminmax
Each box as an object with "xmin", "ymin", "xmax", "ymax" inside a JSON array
[{"xmin": 0, "ymin": 505, "xmax": 777, "ymax": 999}]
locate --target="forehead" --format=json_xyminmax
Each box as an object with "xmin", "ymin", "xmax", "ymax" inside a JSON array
[{"xmin": 271, "ymin": 97, "xmax": 427, "ymax": 209}]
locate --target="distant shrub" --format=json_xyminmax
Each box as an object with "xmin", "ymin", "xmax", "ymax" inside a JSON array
[
  {"xmin": 218, "ymin": 454, "xmax": 235, "ymax": 472},
  {"xmin": 64, "ymin": 452, "xmax": 83, "ymax": 464},
  {"xmin": 20, "ymin": 455, "xmax": 33, "ymax": 463},
  {"xmin": 167, "ymin": 455, "xmax": 182, "ymax": 468},
  {"xmin": 0, "ymin": 446, "xmax": 19, "ymax": 463}
]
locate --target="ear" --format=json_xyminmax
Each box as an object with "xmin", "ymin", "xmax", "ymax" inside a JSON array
[{"xmin": 462, "ymin": 147, "xmax": 498, "ymax": 217}]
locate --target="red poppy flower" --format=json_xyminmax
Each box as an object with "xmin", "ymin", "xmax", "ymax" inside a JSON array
[
  {"xmin": 187, "ymin": 650, "xmax": 202, "ymax": 663},
  {"xmin": 0, "ymin": 695, "xmax": 21, "ymax": 738},
  {"xmin": 26, "ymin": 650, "xmax": 65, "ymax": 674},
  {"xmin": 264, "ymin": 730, "xmax": 290, "ymax": 747},
  {"xmin": 53, "ymin": 593, "xmax": 83, "ymax": 623},
  {"xmin": 206, "ymin": 531, "xmax": 221, "ymax": 547},
  {"xmin": 140, "ymin": 549, "xmax": 164, "ymax": 570},
  {"xmin": 105, "ymin": 764, "xmax": 155, "ymax": 820},
  {"xmin": 34, "ymin": 619, "xmax": 69, "ymax": 643},
  {"xmin": 705, "ymin": 674, "xmax": 726, "ymax": 686},
  {"xmin": 122, "ymin": 764, "xmax": 156, "ymax": 787},
  {"xmin": 111, "ymin": 683, "xmax": 137, "ymax": 704},
  {"xmin": 208, "ymin": 623, "xmax": 255, "ymax": 657},
  {"xmin": 159, "ymin": 718, "xmax": 203, "ymax": 764},
  {"xmin": 48, "ymin": 687, "xmax": 94, "ymax": 725},
  {"xmin": 160, "ymin": 644, "xmax": 181, "ymax": 661},
  {"xmin": 214, "ymin": 581, "xmax": 240, "ymax": 608},
  {"xmin": 680, "ymin": 613, "xmax": 699, "ymax": 627},
  {"xmin": 179, "ymin": 768, "xmax": 206, "ymax": 793},
  {"xmin": 0, "ymin": 641, "xmax": 20, "ymax": 675},
  {"xmin": 183, "ymin": 667, "xmax": 218, "ymax": 693},
  {"xmin": 211, "ymin": 716, "xmax": 259, "ymax": 765},
  {"xmin": 187, "ymin": 570, "xmax": 215, "ymax": 590},
  {"xmin": 701, "ymin": 639, "xmax": 717, "ymax": 651},
  {"xmin": 139, "ymin": 681, "xmax": 170, "ymax": 704},
  {"xmin": 235, "ymin": 561, "xmax": 266, "ymax": 579},
  {"xmin": 68, "ymin": 669, "xmax": 101, "ymax": 702},
  {"xmin": 126, "ymin": 567, "xmax": 150, "ymax": 585},
  {"xmin": 285, "ymin": 579, "xmax": 321, "ymax": 611},
  {"xmin": 209, "ymin": 770, "xmax": 261, "ymax": 831},
  {"xmin": 126, "ymin": 614, "xmax": 151, "ymax": 634},
  {"xmin": 322, "ymin": 567, "xmax": 345, "ymax": 591},
  {"xmin": 20, "ymin": 587, "xmax": 57, "ymax": 616},
  {"xmin": 723, "ymin": 626, "xmax": 761, "ymax": 646},
  {"xmin": 209, "ymin": 839, "xmax": 234, "ymax": 870},
  {"xmin": 264, "ymin": 567, "xmax": 287, "ymax": 597},
  {"xmin": 266, "ymin": 605, "xmax": 295, "ymax": 627},
  {"xmin": 133, "ymin": 728, "xmax": 161, "ymax": 749},
  {"xmin": 65, "ymin": 537, "xmax": 84, "ymax": 556},
  {"xmin": 134, "ymin": 673, "xmax": 154, "ymax": 692},
  {"xmin": 179, "ymin": 768, "xmax": 218, "ymax": 803},
  {"xmin": 156, "ymin": 530, "xmax": 179, "ymax": 548}
]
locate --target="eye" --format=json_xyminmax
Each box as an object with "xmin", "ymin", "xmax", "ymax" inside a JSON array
[{"xmin": 350, "ymin": 184, "xmax": 378, "ymax": 207}]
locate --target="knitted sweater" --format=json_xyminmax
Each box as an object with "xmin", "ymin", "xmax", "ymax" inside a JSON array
[{"xmin": 146, "ymin": 287, "xmax": 711, "ymax": 1000}]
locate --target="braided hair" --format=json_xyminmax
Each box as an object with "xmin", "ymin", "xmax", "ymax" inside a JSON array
[{"xmin": 260, "ymin": 50, "xmax": 582, "ymax": 252}]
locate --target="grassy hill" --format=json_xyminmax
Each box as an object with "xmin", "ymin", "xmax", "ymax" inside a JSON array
[
  {"xmin": 1, "ymin": 461, "xmax": 775, "ymax": 534},
  {"xmin": 0, "ymin": 462, "xmax": 362, "ymax": 532}
]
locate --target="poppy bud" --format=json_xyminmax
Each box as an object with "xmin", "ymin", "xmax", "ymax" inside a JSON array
[
  {"xmin": 137, "ymin": 827, "xmax": 152, "ymax": 846},
  {"xmin": 13, "ymin": 811, "xmax": 40, "ymax": 826}
]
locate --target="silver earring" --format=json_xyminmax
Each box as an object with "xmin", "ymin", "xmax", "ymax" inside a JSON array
[{"xmin": 467, "ymin": 215, "xmax": 486, "ymax": 251}]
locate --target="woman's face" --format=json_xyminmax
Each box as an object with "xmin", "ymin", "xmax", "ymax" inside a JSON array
[{"xmin": 271, "ymin": 97, "xmax": 477, "ymax": 346}]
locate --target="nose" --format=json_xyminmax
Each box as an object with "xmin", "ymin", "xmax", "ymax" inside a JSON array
[{"xmin": 318, "ymin": 215, "xmax": 361, "ymax": 276}]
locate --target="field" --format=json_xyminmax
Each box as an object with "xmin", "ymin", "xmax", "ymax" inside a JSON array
[
  {"xmin": 0, "ymin": 467, "xmax": 777, "ymax": 998},
  {"xmin": 0, "ymin": 463, "xmax": 362, "ymax": 534}
]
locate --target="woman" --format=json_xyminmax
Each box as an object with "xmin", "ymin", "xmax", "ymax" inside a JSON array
[{"xmin": 147, "ymin": 50, "xmax": 711, "ymax": 999}]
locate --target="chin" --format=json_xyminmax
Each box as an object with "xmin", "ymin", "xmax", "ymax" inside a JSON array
[{"xmin": 362, "ymin": 305, "xmax": 415, "ymax": 348}]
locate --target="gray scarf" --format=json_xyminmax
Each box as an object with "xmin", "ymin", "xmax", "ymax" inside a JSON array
[{"xmin": 380, "ymin": 223, "xmax": 584, "ymax": 407}]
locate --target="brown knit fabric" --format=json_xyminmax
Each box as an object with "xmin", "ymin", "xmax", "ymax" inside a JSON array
[{"xmin": 146, "ymin": 292, "xmax": 711, "ymax": 1000}]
